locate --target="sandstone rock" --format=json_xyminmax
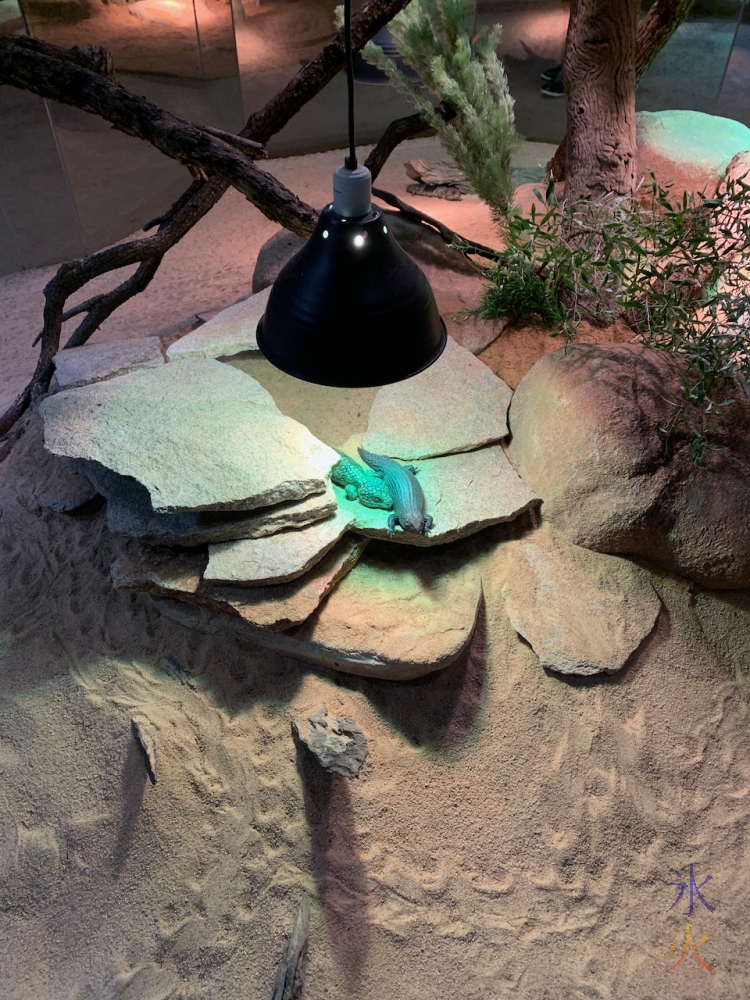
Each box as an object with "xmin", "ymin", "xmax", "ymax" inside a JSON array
[
  {"xmin": 362, "ymin": 337, "xmax": 513, "ymax": 460},
  {"xmin": 636, "ymin": 110, "xmax": 750, "ymax": 201},
  {"xmin": 252, "ymin": 229, "xmax": 306, "ymax": 293},
  {"xmin": 283, "ymin": 539, "xmax": 483, "ymax": 678},
  {"xmin": 380, "ymin": 209, "xmax": 478, "ymax": 275},
  {"xmin": 334, "ymin": 435, "xmax": 539, "ymax": 547},
  {"xmin": 40, "ymin": 359, "xmax": 338, "ymax": 513},
  {"xmin": 34, "ymin": 463, "xmax": 99, "ymax": 514},
  {"xmin": 53, "ymin": 338, "xmax": 164, "ymax": 389},
  {"xmin": 446, "ymin": 312, "xmax": 506, "ymax": 356},
  {"xmin": 113, "ymin": 534, "xmax": 369, "ymax": 631},
  {"xmin": 78, "ymin": 460, "xmax": 337, "ymax": 546},
  {"xmin": 506, "ymin": 343, "xmax": 750, "ymax": 589},
  {"xmin": 499, "ymin": 523, "xmax": 661, "ymax": 676},
  {"xmin": 292, "ymin": 705, "xmax": 368, "ymax": 778},
  {"xmin": 151, "ymin": 537, "xmax": 484, "ymax": 681},
  {"xmin": 166, "ymin": 287, "xmax": 270, "ymax": 362},
  {"xmin": 112, "ymin": 547, "xmax": 207, "ymax": 597},
  {"xmin": 417, "ymin": 262, "xmax": 506, "ymax": 355},
  {"xmin": 205, "ymin": 508, "xmax": 354, "ymax": 586}
]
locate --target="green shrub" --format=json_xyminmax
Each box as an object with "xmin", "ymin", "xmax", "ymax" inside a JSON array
[
  {"xmin": 478, "ymin": 176, "xmax": 750, "ymax": 464},
  {"xmin": 361, "ymin": 0, "xmax": 522, "ymax": 220}
]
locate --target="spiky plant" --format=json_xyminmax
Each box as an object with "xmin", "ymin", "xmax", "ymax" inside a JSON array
[{"xmin": 349, "ymin": 0, "xmax": 522, "ymax": 220}]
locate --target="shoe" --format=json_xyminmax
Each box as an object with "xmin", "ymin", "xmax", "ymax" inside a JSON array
[
  {"xmin": 541, "ymin": 64, "xmax": 562, "ymax": 82},
  {"xmin": 541, "ymin": 67, "xmax": 564, "ymax": 97}
]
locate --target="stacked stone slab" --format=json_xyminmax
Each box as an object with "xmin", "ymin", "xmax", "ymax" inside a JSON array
[{"xmin": 38, "ymin": 292, "xmax": 667, "ymax": 680}]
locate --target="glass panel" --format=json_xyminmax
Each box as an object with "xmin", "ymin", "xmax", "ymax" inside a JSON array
[
  {"xmin": 637, "ymin": 0, "xmax": 744, "ymax": 115},
  {"xmin": 477, "ymin": 0, "xmax": 568, "ymax": 145},
  {"xmin": 234, "ymin": 0, "xmax": 417, "ymax": 156},
  {"xmin": 18, "ymin": 0, "xmax": 244, "ymax": 253},
  {"xmin": 0, "ymin": 0, "xmax": 87, "ymax": 273},
  {"xmin": 716, "ymin": 0, "xmax": 750, "ymax": 125}
]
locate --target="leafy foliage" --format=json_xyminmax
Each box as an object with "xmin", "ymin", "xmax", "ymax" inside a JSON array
[
  {"xmin": 477, "ymin": 176, "xmax": 750, "ymax": 464},
  {"xmin": 361, "ymin": 0, "xmax": 522, "ymax": 219}
]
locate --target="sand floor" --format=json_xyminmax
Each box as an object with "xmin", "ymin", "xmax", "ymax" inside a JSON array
[{"xmin": 2, "ymin": 140, "xmax": 750, "ymax": 1000}]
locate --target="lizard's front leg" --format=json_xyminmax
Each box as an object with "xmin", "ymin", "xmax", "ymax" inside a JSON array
[{"xmin": 387, "ymin": 513, "xmax": 399, "ymax": 537}]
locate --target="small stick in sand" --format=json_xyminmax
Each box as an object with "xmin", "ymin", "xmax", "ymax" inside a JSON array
[{"xmin": 270, "ymin": 898, "xmax": 310, "ymax": 1000}]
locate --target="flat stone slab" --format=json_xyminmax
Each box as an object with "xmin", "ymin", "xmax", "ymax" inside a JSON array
[
  {"xmin": 53, "ymin": 338, "xmax": 164, "ymax": 390},
  {"xmin": 113, "ymin": 534, "xmax": 368, "ymax": 631},
  {"xmin": 361, "ymin": 336, "xmax": 513, "ymax": 460},
  {"xmin": 40, "ymin": 358, "xmax": 338, "ymax": 513},
  {"xmin": 77, "ymin": 460, "xmax": 337, "ymax": 546},
  {"xmin": 333, "ymin": 435, "xmax": 539, "ymax": 546},
  {"xmin": 205, "ymin": 508, "xmax": 354, "ymax": 585},
  {"xmin": 499, "ymin": 523, "xmax": 661, "ymax": 676},
  {"xmin": 166, "ymin": 287, "xmax": 270, "ymax": 362},
  {"xmin": 150, "ymin": 538, "xmax": 483, "ymax": 681},
  {"xmin": 292, "ymin": 705, "xmax": 368, "ymax": 778}
]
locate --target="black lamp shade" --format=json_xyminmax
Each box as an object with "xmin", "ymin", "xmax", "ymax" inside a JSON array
[{"xmin": 256, "ymin": 205, "xmax": 446, "ymax": 388}]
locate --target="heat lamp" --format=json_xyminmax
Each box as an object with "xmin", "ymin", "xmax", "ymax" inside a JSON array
[{"xmin": 256, "ymin": 2, "xmax": 446, "ymax": 388}]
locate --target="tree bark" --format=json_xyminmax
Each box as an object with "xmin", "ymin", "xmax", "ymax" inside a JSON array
[
  {"xmin": 548, "ymin": 0, "xmax": 697, "ymax": 184},
  {"xmin": 0, "ymin": 36, "xmax": 319, "ymax": 237},
  {"xmin": 562, "ymin": 0, "xmax": 640, "ymax": 203}
]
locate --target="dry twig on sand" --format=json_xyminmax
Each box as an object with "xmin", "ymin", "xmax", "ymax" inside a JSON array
[{"xmin": 270, "ymin": 899, "xmax": 310, "ymax": 1000}]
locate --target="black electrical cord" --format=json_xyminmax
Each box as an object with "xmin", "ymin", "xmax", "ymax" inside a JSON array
[{"xmin": 344, "ymin": 0, "xmax": 357, "ymax": 170}]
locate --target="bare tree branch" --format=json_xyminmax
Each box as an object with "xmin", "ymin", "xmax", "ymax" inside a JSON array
[
  {"xmin": 0, "ymin": 35, "xmax": 322, "ymax": 237},
  {"xmin": 244, "ymin": 0, "xmax": 412, "ymax": 145},
  {"xmin": 0, "ymin": 0, "xmax": 412, "ymax": 443},
  {"xmin": 372, "ymin": 186, "xmax": 498, "ymax": 260},
  {"xmin": 364, "ymin": 102, "xmax": 456, "ymax": 181}
]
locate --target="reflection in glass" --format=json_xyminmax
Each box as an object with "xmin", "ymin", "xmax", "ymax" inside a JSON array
[
  {"xmin": 0, "ymin": 0, "xmax": 87, "ymax": 273},
  {"xmin": 14, "ymin": 0, "xmax": 244, "ymax": 255}
]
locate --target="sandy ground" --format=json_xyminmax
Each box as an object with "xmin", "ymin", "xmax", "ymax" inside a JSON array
[
  {"xmin": 2, "ymin": 140, "xmax": 750, "ymax": 1000},
  {"xmin": 2, "ymin": 402, "xmax": 750, "ymax": 1000}
]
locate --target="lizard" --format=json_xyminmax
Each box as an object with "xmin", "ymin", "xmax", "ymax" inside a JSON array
[
  {"xmin": 330, "ymin": 451, "xmax": 393, "ymax": 509},
  {"xmin": 358, "ymin": 446, "xmax": 433, "ymax": 538}
]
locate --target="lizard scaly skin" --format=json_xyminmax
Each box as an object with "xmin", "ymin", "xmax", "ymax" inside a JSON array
[
  {"xmin": 358, "ymin": 447, "xmax": 433, "ymax": 537},
  {"xmin": 330, "ymin": 452, "xmax": 393, "ymax": 509}
]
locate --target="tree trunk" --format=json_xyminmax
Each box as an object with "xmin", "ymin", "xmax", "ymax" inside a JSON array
[
  {"xmin": 563, "ymin": 0, "xmax": 640, "ymax": 203},
  {"xmin": 548, "ymin": 0, "xmax": 697, "ymax": 183}
]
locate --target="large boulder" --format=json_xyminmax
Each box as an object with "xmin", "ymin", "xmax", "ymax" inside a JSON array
[
  {"xmin": 505, "ymin": 343, "xmax": 750, "ymax": 589},
  {"xmin": 636, "ymin": 110, "xmax": 750, "ymax": 200}
]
